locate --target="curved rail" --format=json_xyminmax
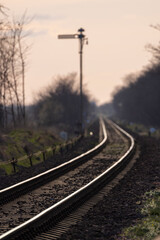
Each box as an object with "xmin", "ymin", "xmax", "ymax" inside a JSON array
[
  {"xmin": 0, "ymin": 119, "xmax": 107, "ymax": 203},
  {"xmin": 0, "ymin": 119, "xmax": 135, "ymax": 240}
]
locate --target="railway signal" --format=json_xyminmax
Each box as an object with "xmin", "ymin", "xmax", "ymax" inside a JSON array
[{"xmin": 58, "ymin": 28, "xmax": 88, "ymax": 134}]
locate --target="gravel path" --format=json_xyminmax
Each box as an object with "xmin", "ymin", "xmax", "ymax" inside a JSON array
[{"xmin": 58, "ymin": 135, "xmax": 160, "ymax": 240}]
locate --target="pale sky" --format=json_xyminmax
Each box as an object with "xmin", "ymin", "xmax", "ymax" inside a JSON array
[{"xmin": 2, "ymin": 0, "xmax": 160, "ymax": 105}]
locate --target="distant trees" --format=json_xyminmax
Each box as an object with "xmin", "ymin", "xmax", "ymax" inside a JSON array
[
  {"xmin": 0, "ymin": 5, "xmax": 29, "ymax": 128},
  {"xmin": 98, "ymin": 102, "xmax": 115, "ymax": 117},
  {"xmin": 32, "ymin": 73, "xmax": 96, "ymax": 133},
  {"xmin": 112, "ymin": 64, "xmax": 160, "ymax": 126},
  {"xmin": 111, "ymin": 24, "xmax": 160, "ymax": 127}
]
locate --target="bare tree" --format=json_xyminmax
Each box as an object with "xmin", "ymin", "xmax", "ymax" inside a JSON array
[
  {"xmin": 0, "ymin": 6, "xmax": 30, "ymax": 128},
  {"xmin": 145, "ymin": 24, "xmax": 160, "ymax": 63}
]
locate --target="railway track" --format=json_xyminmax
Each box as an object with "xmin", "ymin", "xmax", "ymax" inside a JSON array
[{"xmin": 0, "ymin": 118, "xmax": 135, "ymax": 240}]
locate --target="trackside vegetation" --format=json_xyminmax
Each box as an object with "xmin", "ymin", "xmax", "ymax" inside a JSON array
[
  {"xmin": 0, "ymin": 128, "xmax": 61, "ymax": 175},
  {"xmin": 121, "ymin": 189, "xmax": 160, "ymax": 240}
]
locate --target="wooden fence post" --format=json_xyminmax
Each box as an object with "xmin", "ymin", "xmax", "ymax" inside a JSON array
[
  {"xmin": 11, "ymin": 157, "xmax": 17, "ymax": 173},
  {"xmin": 42, "ymin": 151, "xmax": 46, "ymax": 161},
  {"xmin": 29, "ymin": 154, "xmax": 33, "ymax": 166}
]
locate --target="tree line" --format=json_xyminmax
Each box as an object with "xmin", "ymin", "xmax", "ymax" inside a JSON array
[
  {"xmin": 111, "ymin": 26, "xmax": 160, "ymax": 127},
  {"xmin": 29, "ymin": 73, "xmax": 96, "ymax": 134}
]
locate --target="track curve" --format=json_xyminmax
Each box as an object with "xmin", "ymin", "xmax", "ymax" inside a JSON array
[{"xmin": 0, "ymin": 118, "xmax": 135, "ymax": 240}]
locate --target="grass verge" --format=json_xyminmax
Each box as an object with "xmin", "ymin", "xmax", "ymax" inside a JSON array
[{"xmin": 121, "ymin": 189, "xmax": 160, "ymax": 240}]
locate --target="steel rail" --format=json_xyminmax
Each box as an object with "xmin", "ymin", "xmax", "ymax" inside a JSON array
[
  {"xmin": 0, "ymin": 119, "xmax": 135, "ymax": 240},
  {"xmin": 0, "ymin": 119, "xmax": 107, "ymax": 203}
]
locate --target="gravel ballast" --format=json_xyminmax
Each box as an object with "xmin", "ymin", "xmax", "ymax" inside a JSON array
[{"xmin": 58, "ymin": 135, "xmax": 160, "ymax": 240}]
